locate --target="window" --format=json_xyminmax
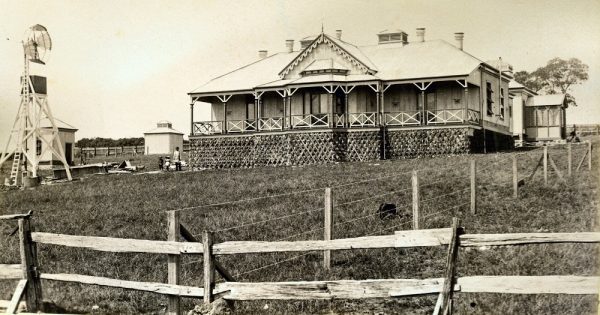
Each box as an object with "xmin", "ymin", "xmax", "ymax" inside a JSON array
[
  {"xmin": 36, "ymin": 140, "xmax": 42, "ymax": 156},
  {"xmin": 499, "ymin": 88, "xmax": 505, "ymax": 119},
  {"xmin": 486, "ymin": 82, "xmax": 494, "ymax": 116}
]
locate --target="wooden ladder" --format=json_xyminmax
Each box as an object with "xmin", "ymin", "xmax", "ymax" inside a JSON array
[{"xmin": 9, "ymin": 152, "xmax": 22, "ymax": 186}]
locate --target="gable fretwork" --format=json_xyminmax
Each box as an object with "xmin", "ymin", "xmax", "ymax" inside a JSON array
[{"xmin": 279, "ymin": 33, "xmax": 377, "ymax": 79}]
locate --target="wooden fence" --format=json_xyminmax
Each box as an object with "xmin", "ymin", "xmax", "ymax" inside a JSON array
[
  {"xmin": 76, "ymin": 143, "xmax": 191, "ymax": 158},
  {"xmin": 2, "ymin": 214, "xmax": 599, "ymax": 315},
  {"xmin": 0, "ymin": 141, "xmax": 595, "ymax": 314}
]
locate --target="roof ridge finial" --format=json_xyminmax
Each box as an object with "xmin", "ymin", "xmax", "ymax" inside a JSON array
[{"xmin": 321, "ymin": 21, "xmax": 324, "ymax": 34}]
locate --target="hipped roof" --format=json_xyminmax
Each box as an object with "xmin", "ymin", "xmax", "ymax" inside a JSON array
[{"xmin": 190, "ymin": 33, "xmax": 489, "ymax": 95}]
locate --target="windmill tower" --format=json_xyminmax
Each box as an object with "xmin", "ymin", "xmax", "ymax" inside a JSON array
[{"xmin": 0, "ymin": 24, "xmax": 72, "ymax": 185}]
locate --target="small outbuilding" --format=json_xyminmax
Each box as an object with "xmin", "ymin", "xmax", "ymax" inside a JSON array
[
  {"xmin": 524, "ymin": 94, "xmax": 567, "ymax": 142},
  {"xmin": 26, "ymin": 118, "xmax": 78, "ymax": 168},
  {"xmin": 144, "ymin": 121, "xmax": 184, "ymax": 155}
]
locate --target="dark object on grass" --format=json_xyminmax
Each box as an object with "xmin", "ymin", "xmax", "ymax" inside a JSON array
[
  {"xmin": 378, "ymin": 203, "xmax": 397, "ymax": 220},
  {"xmin": 518, "ymin": 179, "xmax": 525, "ymax": 187}
]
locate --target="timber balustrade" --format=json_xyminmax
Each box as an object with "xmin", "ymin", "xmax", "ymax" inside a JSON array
[{"xmin": 192, "ymin": 109, "xmax": 482, "ymax": 135}]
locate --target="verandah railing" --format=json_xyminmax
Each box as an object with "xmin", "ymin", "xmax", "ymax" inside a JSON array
[{"xmin": 192, "ymin": 109, "xmax": 482, "ymax": 135}]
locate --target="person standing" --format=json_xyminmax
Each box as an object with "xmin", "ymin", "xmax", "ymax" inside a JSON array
[{"xmin": 173, "ymin": 147, "xmax": 181, "ymax": 171}]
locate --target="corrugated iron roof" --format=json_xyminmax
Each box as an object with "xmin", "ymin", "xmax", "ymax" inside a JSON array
[
  {"xmin": 41, "ymin": 118, "xmax": 77, "ymax": 131},
  {"xmin": 190, "ymin": 36, "xmax": 485, "ymax": 95},
  {"xmin": 360, "ymin": 40, "xmax": 481, "ymax": 80},
  {"xmin": 532, "ymin": 94, "xmax": 566, "ymax": 106},
  {"xmin": 144, "ymin": 124, "xmax": 184, "ymax": 135},
  {"xmin": 190, "ymin": 52, "xmax": 297, "ymax": 94}
]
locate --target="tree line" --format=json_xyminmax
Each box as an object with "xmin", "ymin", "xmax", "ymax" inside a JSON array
[
  {"xmin": 513, "ymin": 57, "xmax": 589, "ymax": 106},
  {"xmin": 76, "ymin": 137, "xmax": 144, "ymax": 148}
]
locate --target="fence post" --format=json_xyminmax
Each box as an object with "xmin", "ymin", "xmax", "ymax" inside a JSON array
[
  {"xmin": 512, "ymin": 155, "xmax": 518, "ymax": 199},
  {"xmin": 412, "ymin": 170, "xmax": 420, "ymax": 230},
  {"xmin": 203, "ymin": 231, "xmax": 215, "ymax": 304},
  {"xmin": 543, "ymin": 146, "xmax": 548, "ymax": 186},
  {"xmin": 439, "ymin": 217, "xmax": 460, "ymax": 315},
  {"xmin": 470, "ymin": 160, "xmax": 476, "ymax": 214},
  {"xmin": 567, "ymin": 143, "xmax": 572, "ymax": 176},
  {"xmin": 323, "ymin": 187, "xmax": 332, "ymax": 270},
  {"xmin": 18, "ymin": 218, "xmax": 43, "ymax": 312},
  {"xmin": 167, "ymin": 211, "xmax": 180, "ymax": 315},
  {"xmin": 588, "ymin": 141, "xmax": 592, "ymax": 171}
]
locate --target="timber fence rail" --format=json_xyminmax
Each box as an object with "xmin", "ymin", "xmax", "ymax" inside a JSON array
[{"xmin": 7, "ymin": 220, "xmax": 598, "ymax": 315}]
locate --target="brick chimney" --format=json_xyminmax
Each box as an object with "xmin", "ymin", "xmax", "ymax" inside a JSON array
[
  {"xmin": 258, "ymin": 50, "xmax": 268, "ymax": 59},
  {"xmin": 454, "ymin": 32, "xmax": 464, "ymax": 50},
  {"xmin": 416, "ymin": 28, "xmax": 425, "ymax": 42},
  {"xmin": 335, "ymin": 30, "xmax": 342, "ymax": 40},
  {"xmin": 285, "ymin": 40, "xmax": 294, "ymax": 53}
]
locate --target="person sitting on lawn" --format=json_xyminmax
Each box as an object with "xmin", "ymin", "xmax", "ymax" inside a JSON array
[{"xmin": 568, "ymin": 125, "xmax": 581, "ymax": 143}]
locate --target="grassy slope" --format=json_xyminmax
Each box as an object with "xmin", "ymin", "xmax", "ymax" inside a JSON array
[{"xmin": 0, "ymin": 140, "xmax": 597, "ymax": 314}]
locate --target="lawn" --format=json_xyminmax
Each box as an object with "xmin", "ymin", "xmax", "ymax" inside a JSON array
[{"xmin": 0, "ymin": 139, "xmax": 597, "ymax": 314}]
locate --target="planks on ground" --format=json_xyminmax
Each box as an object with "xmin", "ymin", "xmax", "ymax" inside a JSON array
[
  {"xmin": 31, "ymin": 232, "xmax": 203, "ymax": 255},
  {"xmin": 0, "ymin": 264, "xmax": 22, "ymax": 280},
  {"xmin": 458, "ymin": 276, "xmax": 599, "ymax": 294},
  {"xmin": 213, "ymin": 228, "xmax": 452, "ymax": 255},
  {"xmin": 460, "ymin": 232, "xmax": 600, "ymax": 247},
  {"xmin": 40, "ymin": 273, "xmax": 209, "ymax": 298}
]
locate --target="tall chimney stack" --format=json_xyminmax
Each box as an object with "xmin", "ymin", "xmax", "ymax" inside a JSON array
[
  {"xmin": 416, "ymin": 28, "xmax": 425, "ymax": 42},
  {"xmin": 258, "ymin": 50, "xmax": 268, "ymax": 59},
  {"xmin": 454, "ymin": 32, "xmax": 464, "ymax": 50},
  {"xmin": 335, "ymin": 30, "xmax": 342, "ymax": 40},
  {"xmin": 285, "ymin": 40, "xmax": 294, "ymax": 53}
]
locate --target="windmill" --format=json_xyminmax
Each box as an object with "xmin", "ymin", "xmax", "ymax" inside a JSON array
[{"xmin": 0, "ymin": 24, "xmax": 72, "ymax": 185}]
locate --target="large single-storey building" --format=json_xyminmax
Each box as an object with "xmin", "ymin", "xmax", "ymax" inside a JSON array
[
  {"xmin": 524, "ymin": 94, "xmax": 567, "ymax": 142},
  {"xmin": 188, "ymin": 28, "xmax": 514, "ymax": 168}
]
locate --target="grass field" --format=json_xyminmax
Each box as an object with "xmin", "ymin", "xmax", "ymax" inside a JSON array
[{"xmin": 0, "ymin": 139, "xmax": 598, "ymax": 314}]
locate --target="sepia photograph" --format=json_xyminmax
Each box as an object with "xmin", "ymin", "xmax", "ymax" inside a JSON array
[{"xmin": 0, "ymin": 0, "xmax": 599, "ymax": 314}]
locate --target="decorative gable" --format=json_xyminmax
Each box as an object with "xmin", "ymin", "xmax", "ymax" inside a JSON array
[{"xmin": 278, "ymin": 34, "xmax": 376, "ymax": 79}]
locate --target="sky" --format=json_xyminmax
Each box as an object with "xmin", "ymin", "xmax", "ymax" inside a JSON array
[{"xmin": 1, "ymin": 0, "xmax": 599, "ymax": 142}]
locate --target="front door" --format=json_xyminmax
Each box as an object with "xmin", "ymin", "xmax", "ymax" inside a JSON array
[{"xmin": 65, "ymin": 143, "xmax": 72, "ymax": 165}]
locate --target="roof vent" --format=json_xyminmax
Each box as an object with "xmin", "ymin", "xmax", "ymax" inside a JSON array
[
  {"xmin": 300, "ymin": 36, "xmax": 316, "ymax": 50},
  {"xmin": 416, "ymin": 28, "xmax": 425, "ymax": 42},
  {"xmin": 258, "ymin": 50, "xmax": 268, "ymax": 59},
  {"xmin": 335, "ymin": 30, "xmax": 342, "ymax": 40},
  {"xmin": 378, "ymin": 29, "xmax": 408, "ymax": 45},
  {"xmin": 157, "ymin": 121, "xmax": 172, "ymax": 128}
]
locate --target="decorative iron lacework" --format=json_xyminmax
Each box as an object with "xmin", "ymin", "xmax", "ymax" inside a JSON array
[{"xmin": 278, "ymin": 34, "xmax": 376, "ymax": 79}]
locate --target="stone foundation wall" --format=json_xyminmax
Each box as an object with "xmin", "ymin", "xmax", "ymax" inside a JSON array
[{"xmin": 190, "ymin": 127, "xmax": 482, "ymax": 169}]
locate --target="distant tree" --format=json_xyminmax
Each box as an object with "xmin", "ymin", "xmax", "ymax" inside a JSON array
[
  {"xmin": 76, "ymin": 137, "xmax": 144, "ymax": 147},
  {"xmin": 514, "ymin": 58, "xmax": 589, "ymax": 106}
]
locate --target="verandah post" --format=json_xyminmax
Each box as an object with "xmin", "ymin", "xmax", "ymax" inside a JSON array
[
  {"xmin": 323, "ymin": 187, "xmax": 332, "ymax": 270},
  {"xmin": 412, "ymin": 170, "xmax": 420, "ymax": 230},
  {"xmin": 470, "ymin": 160, "xmax": 476, "ymax": 214},
  {"xmin": 18, "ymin": 218, "xmax": 43, "ymax": 312},
  {"xmin": 167, "ymin": 211, "xmax": 181, "ymax": 315},
  {"xmin": 203, "ymin": 231, "xmax": 215, "ymax": 304}
]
